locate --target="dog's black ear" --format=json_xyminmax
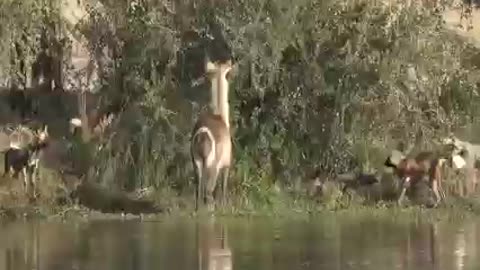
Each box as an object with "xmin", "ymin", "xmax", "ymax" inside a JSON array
[
  {"xmin": 384, "ymin": 156, "xmax": 396, "ymax": 168},
  {"xmin": 458, "ymin": 149, "xmax": 468, "ymax": 158}
]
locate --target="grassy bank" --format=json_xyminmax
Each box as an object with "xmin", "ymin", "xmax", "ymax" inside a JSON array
[
  {"xmin": 3, "ymin": 197, "xmax": 478, "ymax": 225},
  {"xmin": 0, "ymin": 178, "xmax": 479, "ymax": 225},
  {"xmin": 2, "ymin": 0, "xmax": 480, "ymax": 224}
]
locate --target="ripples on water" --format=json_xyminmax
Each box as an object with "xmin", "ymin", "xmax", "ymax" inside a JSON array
[{"xmin": 0, "ymin": 216, "xmax": 478, "ymax": 270}]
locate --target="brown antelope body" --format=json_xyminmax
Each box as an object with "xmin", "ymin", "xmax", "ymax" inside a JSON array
[
  {"xmin": 191, "ymin": 59, "xmax": 232, "ymax": 211},
  {"xmin": 384, "ymin": 151, "xmax": 444, "ymax": 206}
]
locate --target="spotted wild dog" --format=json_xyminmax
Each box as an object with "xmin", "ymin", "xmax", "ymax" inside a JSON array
[
  {"xmin": 3, "ymin": 125, "xmax": 49, "ymax": 198},
  {"xmin": 384, "ymin": 150, "xmax": 445, "ymax": 206},
  {"xmin": 442, "ymin": 135, "xmax": 480, "ymax": 194},
  {"xmin": 337, "ymin": 172, "xmax": 380, "ymax": 195},
  {"xmin": 191, "ymin": 58, "xmax": 233, "ymax": 212}
]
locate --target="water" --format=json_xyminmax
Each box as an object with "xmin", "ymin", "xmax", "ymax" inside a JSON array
[{"xmin": 0, "ymin": 216, "xmax": 478, "ymax": 270}]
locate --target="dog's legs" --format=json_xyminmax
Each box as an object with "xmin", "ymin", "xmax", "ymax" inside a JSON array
[
  {"xmin": 431, "ymin": 180, "xmax": 441, "ymax": 207},
  {"xmin": 3, "ymin": 150, "xmax": 13, "ymax": 178},
  {"xmin": 32, "ymin": 157, "xmax": 40, "ymax": 199},
  {"xmin": 474, "ymin": 169, "xmax": 479, "ymax": 193},
  {"xmin": 22, "ymin": 167, "xmax": 29, "ymax": 196},
  {"xmin": 31, "ymin": 165, "xmax": 38, "ymax": 199},
  {"xmin": 432, "ymin": 161, "xmax": 443, "ymax": 206},
  {"xmin": 341, "ymin": 183, "xmax": 353, "ymax": 204},
  {"xmin": 398, "ymin": 176, "xmax": 411, "ymax": 206},
  {"xmin": 467, "ymin": 167, "xmax": 476, "ymax": 196}
]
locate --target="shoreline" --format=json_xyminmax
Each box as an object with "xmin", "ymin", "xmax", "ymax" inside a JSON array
[{"xmin": 2, "ymin": 196, "xmax": 478, "ymax": 224}]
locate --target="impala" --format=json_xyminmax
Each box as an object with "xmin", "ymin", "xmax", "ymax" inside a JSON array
[{"xmin": 191, "ymin": 58, "xmax": 233, "ymax": 211}]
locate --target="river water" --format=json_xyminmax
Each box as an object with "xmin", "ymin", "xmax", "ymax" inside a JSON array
[{"xmin": 0, "ymin": 216, "xmax": 478, "ymax": 270}]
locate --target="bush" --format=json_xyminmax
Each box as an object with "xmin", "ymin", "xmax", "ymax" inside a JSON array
[{"xmin": 1, "ymin": 0, "xmax": 480, "ymax": 207}]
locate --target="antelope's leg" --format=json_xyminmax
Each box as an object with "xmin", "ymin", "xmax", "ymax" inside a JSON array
[
  {"xmin": 220, "ymin": 166, "xmax": 230, "ymax": 208},
  {"xmin": 205, "ymin": 166, "xmax": 220, "ymax": 212},
  {"xmin": 398, "ymin": 176, "xmax": 411, "ymax": 206},
  {"xmin": 194, "ymin": 160, "xmax": 203, "ymax": 211}
]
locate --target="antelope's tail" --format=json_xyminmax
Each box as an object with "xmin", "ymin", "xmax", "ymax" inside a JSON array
[{"xmin": 191, "ymin": 127, "xmax": 216, "ymax": 167}]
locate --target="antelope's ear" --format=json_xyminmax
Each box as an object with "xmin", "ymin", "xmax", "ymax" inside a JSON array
[
  {"xmin": 206, "ymin": 61, "xmax": 217, "ymax": 73},
  {"xmin": 205, "ymin": 55, "xmax": 218, "ymax": 74},
  {"xmin": 225, "ymin": 61, "xmax": 237, "ymax": 80}
]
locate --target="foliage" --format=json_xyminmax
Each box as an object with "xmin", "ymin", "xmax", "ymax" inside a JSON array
[{"xmin": 1, "ymin": 0, "xmax": 480, "ymax": 208}]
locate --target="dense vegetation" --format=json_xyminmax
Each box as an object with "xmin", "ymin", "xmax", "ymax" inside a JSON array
[{"xmin": 1, "ymin": 0, "xmax": 480, "ymax": 212}]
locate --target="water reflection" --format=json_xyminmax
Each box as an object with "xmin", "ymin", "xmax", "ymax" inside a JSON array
[
  {"xmin": 198, "ymin": 218, "xmax": 232, "ymax": 270},
  {"xmin": 0, "ymin": 217, "xmax": 479, "ymax": 269}
]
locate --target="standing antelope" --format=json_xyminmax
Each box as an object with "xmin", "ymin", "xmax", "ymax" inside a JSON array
[{"xmin": 191, "ymin": 58, "xmax": 233, "ymax": 211}]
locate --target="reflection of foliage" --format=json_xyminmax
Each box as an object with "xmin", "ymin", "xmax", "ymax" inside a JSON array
[{"xmin": 2, "ymin": 0, "xmax": 480, "ymax": 201}]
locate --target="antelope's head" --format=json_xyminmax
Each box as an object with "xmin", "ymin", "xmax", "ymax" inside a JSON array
[{"xmin": 205, "ymin": 58, "xmax": 233, "ymax": 79}]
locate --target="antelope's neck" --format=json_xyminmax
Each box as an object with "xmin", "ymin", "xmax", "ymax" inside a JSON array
[
  {"xmin": 209, "ymin": 75, "xmax": 219, "ymax": 115},
  {"xmin": 216, "ymin": 73, "xmax": 230, "ymax": 129}
]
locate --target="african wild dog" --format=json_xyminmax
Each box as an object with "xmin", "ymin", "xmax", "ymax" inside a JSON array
[
  {"xmin": 3, "ymin": 125, "xmax": 49, "ymax": 198},
  {"xmin": 384, "ymin": 150, "xmax": 445, "ymax": 207},
  {"xmin": 442, "ymin": 135, "xmax": 480, "ymax": 194}
]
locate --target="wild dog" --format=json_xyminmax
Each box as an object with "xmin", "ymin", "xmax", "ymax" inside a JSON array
[
  {"xmin": 337, "ymin": 173, "xmax": 380, "ymax": 195},
  {"xmin": 69, "ymin": 112, "xmax": 115, "ymax": 149},
  {"xmin": 384, "ymin": 150, "xmax": 444, "ymax": 206},
  {"xmin": 442, "ymin": 135, "xmax": 480, "ymax": 194},
  {"xmin": 3, "ymin": 125, "xmax": 49, "ymax": 198},
  {"xmin": 191, "ymin": 58, "xmax": 233, "ymax": 212},
  {"xmin": 307, "ymin": 170, "xmax": 380, "ymax": 199}
]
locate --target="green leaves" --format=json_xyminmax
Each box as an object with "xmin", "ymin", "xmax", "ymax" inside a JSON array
[{"xmin": 3, "ymin": 0, "xmax": 480, "ymax": 202}]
